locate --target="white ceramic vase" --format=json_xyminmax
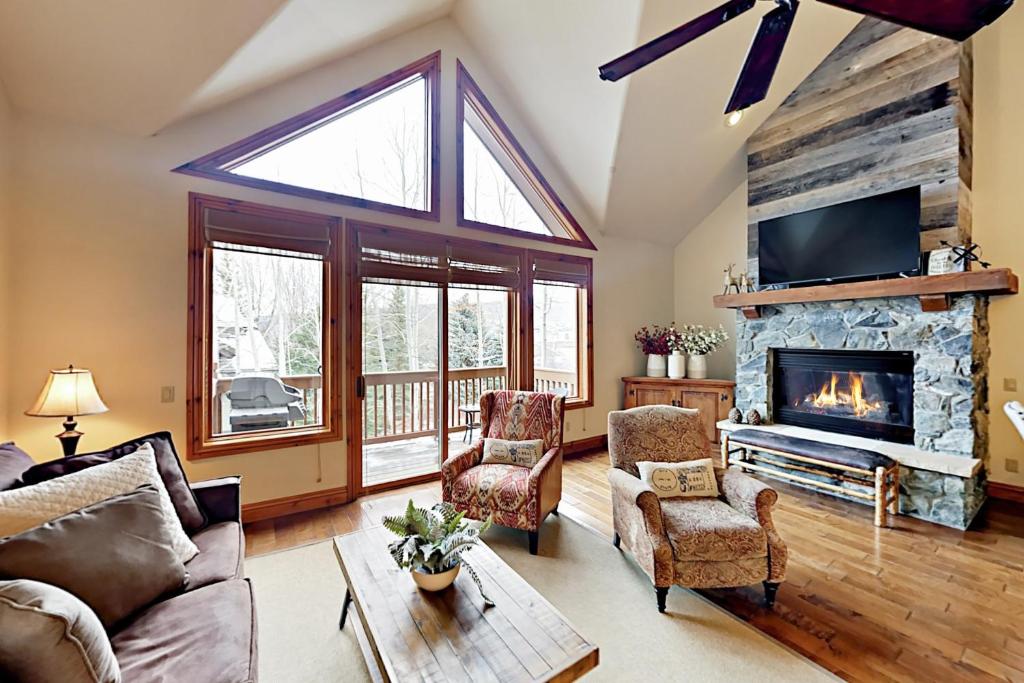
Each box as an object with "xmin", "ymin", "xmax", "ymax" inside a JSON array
[
  {"xmin": 667, "ymin": 351, "xmax": 686, "ymax": 379},
  {"xmin": 412, "ymin": 564, "xmax": 460, "ymax": 592},
  {"xmin": 687, "ymin": 354, "xmax": 708, "ymax": 379},
  {"xmin": 646, "ymin": 354, "xmax": 667, "ymax": 378}
]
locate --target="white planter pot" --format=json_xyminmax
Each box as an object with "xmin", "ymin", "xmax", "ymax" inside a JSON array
[
  {"xmin": 667, "ymin": 352, "xmax": 686, "ymax": 379},
  {"xmin": 687, "ymin": 354, "xmax": 708, "ymax": 379},
  {"xmin": 646, "ymin": 354, "xmax": 667, "ymax": 378},
  {"xmin": 412, "ymin": 564, "xmax": 460, "ymax": 592}
]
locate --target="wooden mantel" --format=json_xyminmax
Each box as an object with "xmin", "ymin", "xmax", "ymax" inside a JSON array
[{"xmin": 714, "ymin": 269, "xmax": 1019, "ymax": 319}]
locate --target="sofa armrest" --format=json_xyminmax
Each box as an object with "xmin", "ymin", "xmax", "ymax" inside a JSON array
[
  {"xmin": 441, "ymin": 441, "xmax": 482, "ymax": 503},
  {"xmin": 607, "ymin": 467, "xmax": 674, "ymax": 587},
  {"xmin": 191, "ymin": 476, "xmax": 242, "ymax": 526},
  {"xmin": 719, "ymin": 467, "xmax": 787, "ymax": 582}
]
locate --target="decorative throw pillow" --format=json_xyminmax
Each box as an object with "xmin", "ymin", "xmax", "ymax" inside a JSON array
[
  {"xmin": 0, "ymin": 579, "xmax": 121, "ymax": 683},
  {"xmin": 0, "ymin": 443, "xmax": 198, "ymax": 563},
  {"xmin": 481, "ymin": 438, "xmax": 545, "ymax": 467},
  {"xmin": 0, "ymin": 442, "xmax": 34, "ymax": 491},
  {"xmin": 637, "ymin": 459, "xmax": 720, "ymax": 499},
  {"xmin": 0, "ymin": 485, "xmax": 187, "ymax": 630},
  {"xmin": 18, "ymin": 431, "xmax": 206, "ymax": 532}
]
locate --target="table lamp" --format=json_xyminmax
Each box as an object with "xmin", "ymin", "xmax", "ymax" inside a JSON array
[{"xmin": 25, "ymin": 365, "xmax": 109, "ymax": 456}]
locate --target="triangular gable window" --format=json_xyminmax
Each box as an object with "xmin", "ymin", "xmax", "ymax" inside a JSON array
[
  {"xmin": 175, "ymin": 52, "xmax": 440, "ymax": 220},
  {"xmin": 457, "ymin": 62, "xmax": 595, "ymax": 249}
]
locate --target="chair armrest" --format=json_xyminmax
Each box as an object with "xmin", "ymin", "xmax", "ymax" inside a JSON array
[
  {"xmin": 718, "ymin": 467, "xmax": 788, "ymax": 582},
  {"xmin": 191, "ymin": 476, "xmax": 241, "ymax": 526},
  {"xmin": 441, "ymin": 441, "xmax": 483, "ymax": 503},
  {"xmin": 528, "ymin": 447, "xmax": 563, "ymax": 526},
  {"xmin": 607, "ymin": 468, "xmax": 674, "ymax": 587}
]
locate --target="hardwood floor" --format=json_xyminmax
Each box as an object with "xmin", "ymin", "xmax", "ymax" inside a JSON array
[{"xmin": 244, "ymin": 452, "xmax": 1024, "ymax": 682}]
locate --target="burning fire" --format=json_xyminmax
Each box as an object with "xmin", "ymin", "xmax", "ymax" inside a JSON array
[{"xmin": 801, "ymin": 372, "xmax": 883, "ymax": 418}]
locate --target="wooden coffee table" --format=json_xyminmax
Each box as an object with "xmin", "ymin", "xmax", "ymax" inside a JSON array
[{"xmin": 333, "ymin": 527, "xmax": 599, "ymax": 682}]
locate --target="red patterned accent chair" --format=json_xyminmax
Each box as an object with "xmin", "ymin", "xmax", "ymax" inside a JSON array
[
  {"xmin": 607, "ymin": 405, "xmax": 788, "ymax": 612},
  {"xmin": 442, "ymin": 390, "xmax": 565, "ymax": 554}
]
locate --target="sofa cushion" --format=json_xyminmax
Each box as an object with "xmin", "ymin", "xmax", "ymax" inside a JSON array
[
  {"xmin": 728, "ymin": 429, "xmax": 896, "ymax": 472},
  {"xmin": 0, "ymin": 579, "xmax": 121, "ymax": 683},
  {"xmin": 660, "ymin": 497, "xmax": 767, "ymax": 562},
  {"xmin": 18, "ymin": 431, "xmax": 206, "ymax": 532},
  {"xmin": 0, "ymin": 485, "xmax": 187, "ymax": 630},
  {"xmin": 0, "ymin": 444, "xmax": 199, "ymax": 563},
  {"xmin": 185, "ymin": 521, "xmax": 243, "ymax": 592},
  {"xmin": 0, "ymin": 442, "xmax": 33, "ymax": 491},
  {"xmin": 450, "ymin": 463, "xmax": 531, "ymax": 530},
  {"xmin": 112, "ymin": 579, "xmax": 257, "ymax": 683}
]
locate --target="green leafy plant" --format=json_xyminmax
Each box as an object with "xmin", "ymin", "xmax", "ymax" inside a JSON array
[{"xmin": 382, "ymin": 500, "xmax": 494, "ymax": 606}]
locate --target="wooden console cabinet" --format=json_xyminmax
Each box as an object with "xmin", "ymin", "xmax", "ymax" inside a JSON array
[{"xmin": 622, "ymin": 376, "xmax": 736, "ymax": 445}]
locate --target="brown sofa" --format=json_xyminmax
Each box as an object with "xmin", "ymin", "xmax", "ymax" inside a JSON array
[{"xmin": 0, "ymin": 435, "xmax": 257, "ymax": 682}]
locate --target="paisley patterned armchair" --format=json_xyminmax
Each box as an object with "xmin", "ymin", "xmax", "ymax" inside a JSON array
[
  {"xmin": 442, "ymin": 390, "xmax": 565, "ymax": 555},
  {"xmin": 607, "ymin": 405, "xmax": 787, "ymax": 612}
]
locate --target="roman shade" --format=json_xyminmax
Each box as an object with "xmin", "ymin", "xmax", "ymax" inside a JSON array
[
  {"xmin": 532, "ymin": 256, "xmax": 589, "ymax": 287},
  {"xmin": 203, "ymin": 206, "xmax": 332, "ymax": 257}
]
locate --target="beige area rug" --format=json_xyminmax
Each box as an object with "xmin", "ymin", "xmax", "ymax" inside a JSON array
[{"xmin": 246, "ymin": 517, "xmax": 836, "ymax": 682}]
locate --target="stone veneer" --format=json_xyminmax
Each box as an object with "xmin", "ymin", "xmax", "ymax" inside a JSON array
[{"xmin": 733, "ymin": 295, "xmax": 989, "ymax": 529}]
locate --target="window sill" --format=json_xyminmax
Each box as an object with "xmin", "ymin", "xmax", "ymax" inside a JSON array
[
  {"xmin": 187, "ymin": 426, "xmax": 341, "ymax": 460},
  {"xmin": 564, "ymin": 397, "xmax": 593, "ymax": 411}
]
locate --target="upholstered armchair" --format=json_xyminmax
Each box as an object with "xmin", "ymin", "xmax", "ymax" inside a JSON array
[
  {"xmin": 442, "ymin": 390, "xmax": 565, "ymax": 554},
  {"xmin": 607, "ymin": 405, "xmax": 787, "ymax": 612}
]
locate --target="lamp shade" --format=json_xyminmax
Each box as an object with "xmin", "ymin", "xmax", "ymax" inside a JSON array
[{"xmin": 25, "ymin": 366, "xmax": 109, "ymax": 418}]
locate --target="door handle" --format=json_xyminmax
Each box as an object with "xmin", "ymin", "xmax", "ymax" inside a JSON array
[{"xmin": 356, "ymin": 376, "xmax": 366, "ymax": 399}]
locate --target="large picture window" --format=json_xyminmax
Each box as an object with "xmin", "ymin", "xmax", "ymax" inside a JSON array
[{"xmin": 187, "ymin": 194, "xmax": 340, "ymax": 458}]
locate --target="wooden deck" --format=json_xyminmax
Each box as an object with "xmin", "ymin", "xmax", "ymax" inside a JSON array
[{"xmin": 362, "ymin": 434, "xmax": 472, "ymax": 487}]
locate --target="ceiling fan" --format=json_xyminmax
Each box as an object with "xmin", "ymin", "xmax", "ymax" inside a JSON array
[{"xmin": 598, "ymin": 0, "xmax": 1015, "ymax": 116}]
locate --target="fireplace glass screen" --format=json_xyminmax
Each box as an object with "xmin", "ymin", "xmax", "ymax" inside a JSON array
[{"xmin": 772, "ymin": 349, "xmax": 914, "ymax": 443}]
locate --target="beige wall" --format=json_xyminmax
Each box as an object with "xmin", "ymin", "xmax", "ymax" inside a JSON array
[
  {"xmin": 0, "ymin": 84, "xmax": 13, "ymax": 438},
  {"xmin": 3, "ymin": 19, "xmax": 673, "ymax": 503},
  {"xmin": 672, "ymin": 180, "xmax": 747, "ymax": 381},
  {"xmin": 974, "ymin": 8, "xmax": 1024, "ymax": 487},
  {"xmin": 671, "ymin": 13, "xmax": 1024, "ymax": 486}
]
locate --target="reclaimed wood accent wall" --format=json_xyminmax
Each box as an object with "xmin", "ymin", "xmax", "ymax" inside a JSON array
[{"xmin": 746, "ymin": 18, "xmax": 973, "ymax": 283}]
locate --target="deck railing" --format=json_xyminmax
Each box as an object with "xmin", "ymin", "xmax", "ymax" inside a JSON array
[{"xmin": 212, "ymin": 367, "xmax": 577, "ymax": 442}]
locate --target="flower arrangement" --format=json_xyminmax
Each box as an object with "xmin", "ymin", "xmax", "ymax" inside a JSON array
[
  {"xmin": 678, "ymin": 324, "xmax": 729, "ymax": 356},
  {"xmin": 634, "ymin": 324, "xmax": 672, "ymax": 355}
]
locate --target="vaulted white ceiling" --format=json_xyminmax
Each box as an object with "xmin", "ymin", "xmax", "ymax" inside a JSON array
[{"xmin": 0, "ymin": 0, "xmax": 858, "ymax": 244}]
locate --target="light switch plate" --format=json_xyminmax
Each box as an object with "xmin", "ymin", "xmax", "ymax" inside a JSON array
[
  {"xmin": 161, "ymin": 386, "xmax": 175, "ymax": 403},
  {"xmin": 1005, "ymin": 378, "xmax": 1018, "ymax": 392},
  {"xmin": 1006, "ymin": 458, "xmax": 1019, "ymax": 474}
]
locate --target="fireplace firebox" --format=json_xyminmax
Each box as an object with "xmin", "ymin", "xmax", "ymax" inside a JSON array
[{"xmin": 772, "ymin": 349, "xmax": 914, "ymax": 443}]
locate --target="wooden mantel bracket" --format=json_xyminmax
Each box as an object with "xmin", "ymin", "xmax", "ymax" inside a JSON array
[{"xmin": 713, "ymin": 269, "xmax": 1018, "ymax": 317}]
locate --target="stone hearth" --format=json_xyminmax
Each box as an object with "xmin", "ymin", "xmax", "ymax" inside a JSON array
[{"xmin": 733, "ymin": 295, "xmax": 989, "ymax": 529}]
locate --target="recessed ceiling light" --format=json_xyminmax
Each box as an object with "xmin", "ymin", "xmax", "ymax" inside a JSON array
[{"xmin": 725, "ymin": 110, "xmax": 745, "ymax": 127}]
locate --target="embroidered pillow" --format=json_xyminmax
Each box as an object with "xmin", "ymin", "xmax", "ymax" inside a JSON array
[
  {"xmin": 637, "ymin": 459, "xmax": 720, "ymax": 499},
  {"xmin": 481, "ymin": 438, "xmax": 545, "ymax": 467},
  {"xmin": 0, "ymin": 443, "xmax": 198, "ymax": 563}
]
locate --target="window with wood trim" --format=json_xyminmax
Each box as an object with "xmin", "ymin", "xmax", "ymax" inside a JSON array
[
  {"xmin": 175, "ymin": 53, "xmax": 440, "ymax": 220},
  {"xmin": 528, "ymin": 253, "xmax": 593, "ymax": 408},
  {"xmin": 187, "ymin": 194, "xmax": 340, "ymax": 458},
  {"xmin": 457, "ymin": 61, "xmax": 596, "ymax": 250}
]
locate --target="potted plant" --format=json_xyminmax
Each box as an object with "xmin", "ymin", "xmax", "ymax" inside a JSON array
[
  {"xmin": 383, "ymin": 500, "xmax": 494, "ymax": 605},
  {"xmin": 634, "ymin": 325, "xmax": 672, "ymax": 378},
  {"xmin": 680, "ymin": 324, "xmax": 729, "ymax": 379},
  {"xmin": 666, "ymin": 324, "xmax": 687, "ymax": 379}
]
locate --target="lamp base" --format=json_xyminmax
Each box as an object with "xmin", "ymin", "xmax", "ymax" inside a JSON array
[{"xmin": 57, "ymin": 417, "xmax": 83, "ymax": 457}]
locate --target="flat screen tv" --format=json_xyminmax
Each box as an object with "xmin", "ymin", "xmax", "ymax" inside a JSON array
[{"xmin": 758, "ymin": 187, "xmax": 921, "ymax": 287}]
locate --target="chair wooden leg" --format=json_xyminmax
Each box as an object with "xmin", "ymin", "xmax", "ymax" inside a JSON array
[
  {"xmin": 550, "ymin": 503, "xmax": 559, "ymax": 516},
  {"xmin": 656, "ymin": 586, "xmax": 669, "ymax": 613},
  {"xmin": 612, "ymin": 532, "xmax": 621, "ymax": 549},
  {"xmin": 763, "ymin": 581, "xmax": 780, "ymax": 608},
  {"xmin": 528, "ymin": 531, "xmax": 539, "ymax": 555}
]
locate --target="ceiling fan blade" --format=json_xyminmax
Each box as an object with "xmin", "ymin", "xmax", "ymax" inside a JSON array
[
  {"xmin": 726, "ymin": 0, "xmax": 800, "ymax": 114},
  {"xmin": 599, "ymin": 0, "xmax": 757, "ymax": 81},
  {"xmin": 816, "ymin": 0, "xmax": 1013, "ymax": 41}
]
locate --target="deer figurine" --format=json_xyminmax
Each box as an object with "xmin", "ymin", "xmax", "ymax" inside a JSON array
[{"xmin": 723, "ymin": 264, "xmax": 742, "ymax": 294}]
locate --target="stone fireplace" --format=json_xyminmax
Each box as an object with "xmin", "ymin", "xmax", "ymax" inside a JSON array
[{"xmin": 733, "ymin": 295, "xmax": 989, "ymax": 528}]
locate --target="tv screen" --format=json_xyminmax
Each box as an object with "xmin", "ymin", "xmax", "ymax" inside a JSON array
[{"xmin": 758, "ymin": 187, "xmax": 921, "ymax": 287}]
